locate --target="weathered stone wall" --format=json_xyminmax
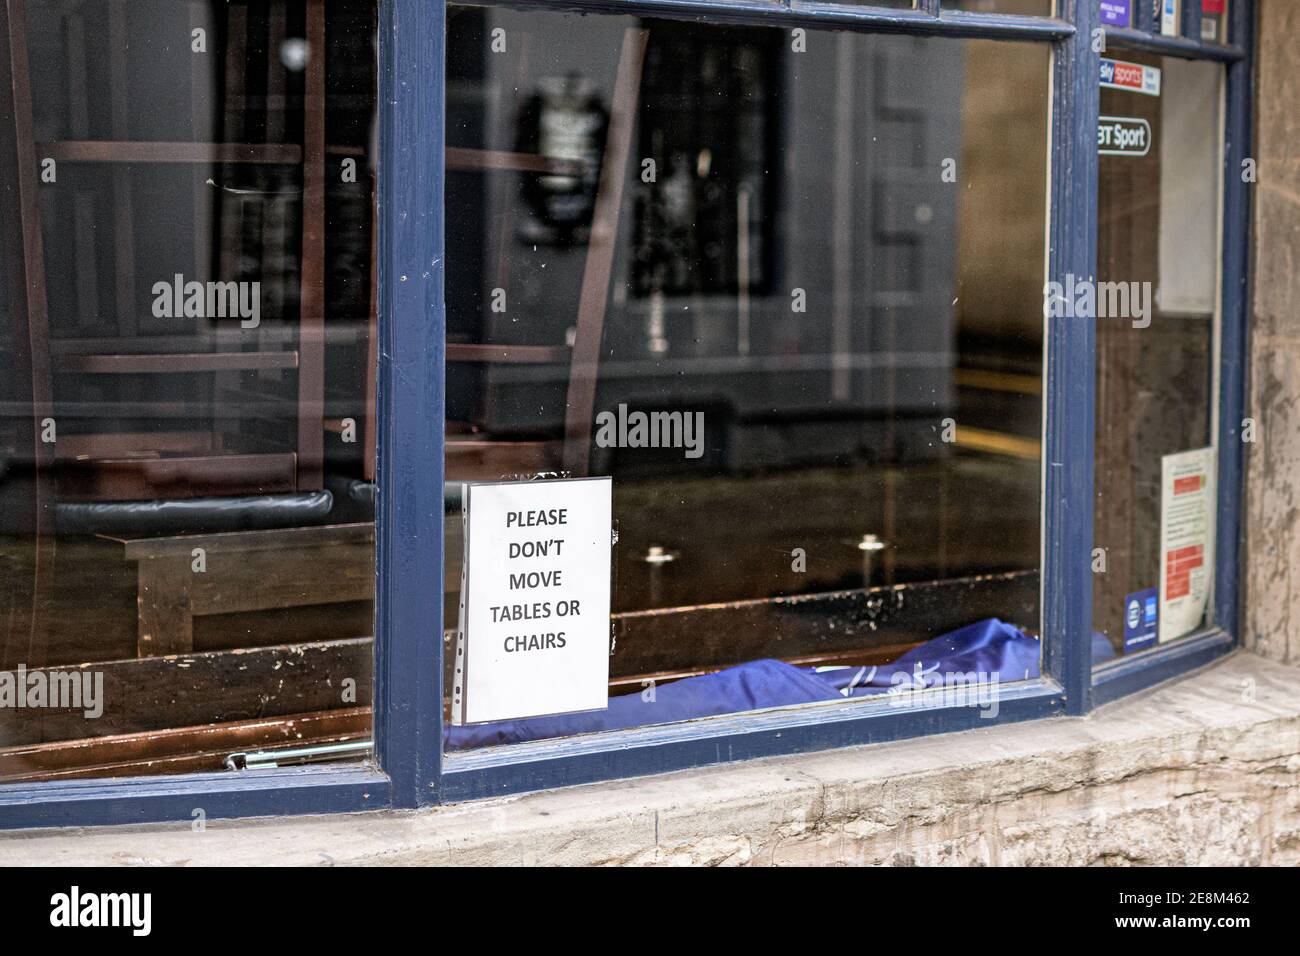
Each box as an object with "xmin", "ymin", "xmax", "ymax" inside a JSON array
[
  {"xmin": 1246, "ymin": 1, "xmax": 1300, "ymax": 665},
  {"xmin": 4, "ymin": 653, "xmax": 1298, "ymax": 865}
]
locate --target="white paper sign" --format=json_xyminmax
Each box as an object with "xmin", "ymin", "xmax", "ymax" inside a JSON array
[
  {"xmin": 454, "ymin": 477, "xmax": 612, "ymax": 725},
  {"xmin": 1159, "ymin": 447, "xmax": 1214, "ymax": 644}
]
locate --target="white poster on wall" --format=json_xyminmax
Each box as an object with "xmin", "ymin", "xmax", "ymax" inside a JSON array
[
  {"xmin": 1159, "ymin": 447, "xmax": 1215, "ymax": 644},
  {"xmin": 453, "ymin": 477, "xmax": 612, "ymax": 725}
]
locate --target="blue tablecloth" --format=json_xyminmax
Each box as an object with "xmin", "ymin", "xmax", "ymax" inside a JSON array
[{"xmin": 447, "ymin": 617, "xmax": 1044, "ymax": 750}]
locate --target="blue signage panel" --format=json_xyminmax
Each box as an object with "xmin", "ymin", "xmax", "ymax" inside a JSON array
[{"xmin": 1123, "ymin": 587, "xmax": 1159, "ymax": 652}]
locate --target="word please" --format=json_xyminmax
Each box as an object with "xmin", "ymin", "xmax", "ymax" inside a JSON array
[{"xmin": 506, "ymin": 508, "xmax": 567, "ymax": 527}]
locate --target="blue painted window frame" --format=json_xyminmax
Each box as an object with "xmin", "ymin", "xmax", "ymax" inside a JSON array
[{"xmin": 0, "ymin": 0, "xmax": 1254, "ymax": 828}]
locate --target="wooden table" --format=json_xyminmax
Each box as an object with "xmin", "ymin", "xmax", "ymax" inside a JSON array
[{"xmin": 104, "ymin": 522, "xmax": 375, "ymax": 657}]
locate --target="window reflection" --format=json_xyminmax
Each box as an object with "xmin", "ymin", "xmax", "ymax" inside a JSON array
[
  {"xmin": 0, "ymin": 0, "xmax": 377, "ymax": 779},
  {"xmin": 446, "ymin": 7, "xmax": 1050, "ymax": 748},
  {"xmin": 1093, "ymin": 53, "xmax": 1223, "ymax": 662}
]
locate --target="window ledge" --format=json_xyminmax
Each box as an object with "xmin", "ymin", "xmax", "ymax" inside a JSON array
[{"xmin": 5, "ymin": 651, "xmax": 1299, "ymax": 865}]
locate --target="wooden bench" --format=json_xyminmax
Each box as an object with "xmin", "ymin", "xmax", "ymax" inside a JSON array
[{"xmin": 104, "ymin": 522, "xmax": 375, "ymax": 657}]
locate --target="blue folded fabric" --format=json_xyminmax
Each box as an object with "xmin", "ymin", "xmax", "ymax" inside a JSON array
[
  {"xmin": 1091, "ymin": 630, "xmax": 1118, "ymax": 665},
  {"xmin": 445, "ymin": 657, "xmax": 842, "ymax": 750},
  {"xmin": 817, "ymin": 617, "xmax": 1040, "ymax": 697},
  {"xmin": 445, "ymin": 617, "xmax": 1040, "ymax": 750}
]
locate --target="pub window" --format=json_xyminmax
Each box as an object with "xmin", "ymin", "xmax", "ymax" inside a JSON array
[
  {"xmin": 947, "ymin": 1, "xmax": 1055, "ymax": 15},
  {"xmin": 443, "ymin": 5, "xmax": 1050, "ymax": 751},
  {"xmin": 1092, "ymin": 51, "xmax": 1225, "ymax": 664},
  {"xmin": 0, "ymin": 0, "xmax": 379, "ymax": 782},
  {"xmin": 0, "ymin": 0, "xmax": 1255, "ymax": 826}
]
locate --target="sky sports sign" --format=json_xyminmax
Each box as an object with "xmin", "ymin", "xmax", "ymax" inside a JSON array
[{"xmin": 1100, "ymin": 57, "xmax": 1161, "ymax": 98}]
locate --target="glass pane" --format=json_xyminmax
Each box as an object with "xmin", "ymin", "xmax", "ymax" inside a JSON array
[
  {"xmin": 946, "ymin": 1, "xmax": 1054, "ymax": 16},
  {"xmin": 444, "ymin": 6, "xmax": 1050, "ymax": 750},
  {"xmin": 1099, "ymin": 0, "xmax": 1134, "ymax": 28},
  {"xmin": 1092, "ymin": 53, "xmax": 1223, "ymax": 665},
  {"xmin": 1201, "ymin": 1, "xmax": 1229, "ymax": 44},
  {"xmin": 0, "ymin": 1, "xmax": 378, "ymax": 779}
]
